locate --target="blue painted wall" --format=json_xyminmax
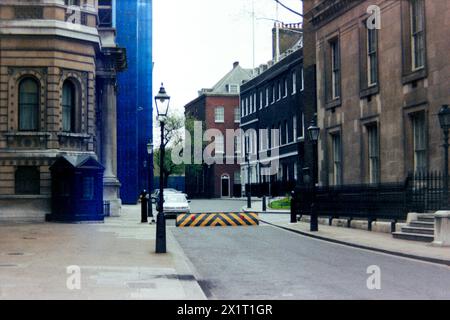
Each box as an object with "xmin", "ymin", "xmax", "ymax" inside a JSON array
[
  {"xmin": 115, "ymin": 0, "xmax": 153, "ymax": 204},
  {"xmin": 153, "ymin": 176, "xmax": 186, "ymax": 193}
]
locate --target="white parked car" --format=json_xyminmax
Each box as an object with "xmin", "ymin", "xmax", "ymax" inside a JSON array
[{"xmin": 155, "ymin": 193, "xmax": 190, "ymax": 218}]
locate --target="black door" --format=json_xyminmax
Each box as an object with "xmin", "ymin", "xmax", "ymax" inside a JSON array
[{"xmin": 221, "ymin": 177, "xmax": 230, "ymax": 197}]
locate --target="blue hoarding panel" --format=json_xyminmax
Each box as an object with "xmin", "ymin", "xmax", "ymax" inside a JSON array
[{"xmin": 115, "ymin": 0, "xmax": 153, "ymax": 204}]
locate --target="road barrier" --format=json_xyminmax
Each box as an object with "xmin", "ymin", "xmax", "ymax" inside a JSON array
[{"xmin": 176, "ymin": 212, "xmax": 259, "ymax": 227}]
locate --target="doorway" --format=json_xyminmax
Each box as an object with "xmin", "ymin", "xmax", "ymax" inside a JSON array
[{"xmin": 221, "ymin": 174, "xmax": 230, "ymax": 197}]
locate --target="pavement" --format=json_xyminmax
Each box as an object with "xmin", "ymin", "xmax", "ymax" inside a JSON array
[
  {"xmin": 0, "ymin": 205, "xmax": 206, "ymax": 300},
  {"xmin": 242, "ymin": 200, "xmax": 450, "ymax": 265}
]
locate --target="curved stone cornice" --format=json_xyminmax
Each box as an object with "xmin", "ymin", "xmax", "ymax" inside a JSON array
[{"xmin": 0, "ymin": 19, "xmax": 100, "ymax": 45}]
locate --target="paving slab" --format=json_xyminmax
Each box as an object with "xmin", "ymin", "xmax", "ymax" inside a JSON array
[{"xmin": 0, "ymin": 205, "xmax": 206, "ymax": 300}]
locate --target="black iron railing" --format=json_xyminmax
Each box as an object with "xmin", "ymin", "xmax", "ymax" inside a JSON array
[
  {"xmin": 292, "ymin": 171, "xmax": 449, "ymax": 224},
  {"xmin": 406, "ymin": 171, "xmax": 446, "ymax": 212},
  {"xmin": 243, "ymin": 181, "xmax": 297, "ymax": 198}
]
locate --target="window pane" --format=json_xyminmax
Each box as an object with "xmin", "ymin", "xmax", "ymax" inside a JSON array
[
  {"xmin": 82, "ymin": 177, "xmax": 95, "ymax": 200},
  {"xmin": 215, "ymin": 134, "xmax": 224, "ymax": 153},
  {"xmin": 413, "ymin": 112, "xmax": 427, "ymax": 172},
  {"xmin": 62, "ymin": 81, "xmax": 75, "ymax": 132},
  {"xmin": 19, "ymin": 78, "xmax": 39, "ymax": 131},
  {"xmin": 15, "ymin": 166, "xmax": 40, "ymax": 195},
  {"xmin": 332, "ymin": 134, "xmax": 342, "ymax": 185},
  {"xmin": 215, "ymin": 107, "xmax": 224, "ymax": 122},
  {"xmin": 368, "ymin": 125, "xmax": 379, "ymax": 183},
  {"xmin": 234, "ymin": 107, "xmax": 240, "ymax": 122}
]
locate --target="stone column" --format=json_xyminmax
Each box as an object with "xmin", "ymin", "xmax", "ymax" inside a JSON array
[
  {"xmin": 101, "ymin": 77, "xmax": 121, "ymax": 217},
  {"xmin": 432, "ymin": 211, "xmax": 450, "ymax": 247}
]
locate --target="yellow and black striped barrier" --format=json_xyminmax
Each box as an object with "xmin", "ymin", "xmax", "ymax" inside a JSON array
[{"xmin": 176, "ymin": 212, "xmax": 259, "ymax": 227}]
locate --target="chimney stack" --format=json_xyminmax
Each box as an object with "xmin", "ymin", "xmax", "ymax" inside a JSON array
[{"xmin": 233, "ymin": 61, "xmax": 239, "ymax": 68}]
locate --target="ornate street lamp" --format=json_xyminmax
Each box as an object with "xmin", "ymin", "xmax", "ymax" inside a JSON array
[
  {"xmin": 438, "ymin": 105, "xmax": 450, "ymax": 208},
  {"xmin": 154, "ymin": 83, "xmax": 170, "ymax": 253},
  {"xmin": 147, "ymin": 141, "xmax": 155, "ymax": 223},
  {"xmin": 155, "ymin": 83, "xmax": 170, "ymax": 120},
  {"xmin": 307, "ymin": 118, "xmax": 320, "ymax": 232}
]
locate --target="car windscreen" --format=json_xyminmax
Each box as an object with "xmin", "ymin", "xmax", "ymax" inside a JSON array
[{"xmin": 164, "ymin": 194, "xmax": 186, "ymax": 203}]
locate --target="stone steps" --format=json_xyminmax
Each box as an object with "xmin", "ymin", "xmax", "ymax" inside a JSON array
[
  {"xmin": 392, "ymin": 213, "xmax": 435, "ymax": 242},
  {"xmin": 392, "ymin": 231, "xmax": 434, "ymax": 242},
  {"xmin": 409, "ymin": 221, "xmax": 434, "ymax": 228},
  {"xmin": 401, "ymin": 225, "xmax": 434, "ymax": 235},
  {"xmin": 417, "ymin": 216, "xmax": 434, "ymax": 222}
]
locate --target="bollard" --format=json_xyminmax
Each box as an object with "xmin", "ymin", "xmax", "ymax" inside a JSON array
[
  {"xmin": 147, "ymin": 193, "xmax": 155, "ymax": 223},
  {"xmin": 290, "ymin": 198, "xmax": 297, "ymax": 223},
  {"xmin": 290, "ymin": 191, "xmax": 297, "ymax": 223},
  {"xmin": 262, "ymin": 196, "xmax": 267, "ymax": 212},
  {"xmin": 140, "ymin": 190, "xmax": 148, "ymax": 223},
  {"xmin": 310, "ymin": 203, "xmax": 318, "ymax": 231}
]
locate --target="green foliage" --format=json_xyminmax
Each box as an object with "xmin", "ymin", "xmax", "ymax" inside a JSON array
[
  {"xmin": 268, "ymin": 197, "xmax": 291, "ymax": 210},
  {"xmin": 184, "ymin": 115, "xmax": 207, "ymax": 176}
]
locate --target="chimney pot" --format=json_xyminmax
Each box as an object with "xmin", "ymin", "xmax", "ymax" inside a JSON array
[{"xmin": 233, "ymin": 61, "xmax": 239, "ymax": 68}]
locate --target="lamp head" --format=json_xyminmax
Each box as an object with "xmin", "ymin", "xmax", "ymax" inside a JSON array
[{"xmin": 155, "ymin": 83, "xmax": 170, "ymax": 120}]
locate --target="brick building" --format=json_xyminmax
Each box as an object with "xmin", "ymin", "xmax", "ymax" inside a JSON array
[
  {"xmin": 184, "ymin": 62, "xmax": 252, "ymax": 198},
  {"xmin": 303, "ymin": 0, "xmax": 450, "ymax": 186},
  {"xmin": 0, "ymin": 0, "xmax": 125, "ymax": 221}
]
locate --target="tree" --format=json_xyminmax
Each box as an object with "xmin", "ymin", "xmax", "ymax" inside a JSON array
[{"xmin": 154, "ymin": 113, "xmax": 185, "ymax": 187}]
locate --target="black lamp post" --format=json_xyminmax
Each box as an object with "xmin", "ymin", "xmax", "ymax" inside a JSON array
[
  {"xmin": 147, "ymin": 141, "xmax": 155, "ymax": 223},
  {"xmin": 307, "ymin": 118, "xmax": 320, "ymax": 232},
  {"xmin": 154, "ymin": 83, "xmax": 170, "ymax": 253},
  {"xmin": 438, "ymin": 105, "xmax": 450, "ymax": 209},
  {"xmin": 245, "ymin": 135, "xmax": 252, "ymax": 208}
]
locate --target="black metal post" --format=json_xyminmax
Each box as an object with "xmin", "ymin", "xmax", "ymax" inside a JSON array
[
  {"xmin": 290, "ymin": 190, "xmax": 297, "ymax": 223},
  {"xmin": 247, "ymin": 161, "xmax": 251, "ymax": 208},
  {"xmin": 443, "ymin": 129, "xmax": 449, "ymax": 209},
  {"xmin": 156, "ymin": 121, "xmax": 166, "ymax": 253},
  {"xmin": 140, "ymin": 190, "xmax": 148, "ymax": 223},
  {"xmin": 310, "ymin": 141, "xmax": 318, "ymax": 232},
  {"xmin": 262, "ymin": 195, "xmax": 266, "ymax": 212},
  {"xmin": 148, "ymin": 149, "xmax": 155, "ymax": 223}
]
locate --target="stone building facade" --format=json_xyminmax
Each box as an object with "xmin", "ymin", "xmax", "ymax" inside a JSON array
[
  {"xmin": 303, "ymin": 0, "xmax": 450, "ymax": 186},
  {"xmin": 0, "ymin": 0, "xmax": 125, "ymax": 221}
]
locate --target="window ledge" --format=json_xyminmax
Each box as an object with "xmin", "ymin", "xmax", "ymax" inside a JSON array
[
  {"xmin": 360, "ymin": 85, "xmax": 379, "ymax": 99},
  {"xmin": 325, "ymin": 98, "xmax": 342, "ymax": 110},
  {"xmin": 57, "ymin": 132, "xmax": 90, "ymax": 139},
  {"xmin": 5, "ymin": 132, "xmax": 51, "ymax": 137},
  {"xmin": 0, "ymin": 195, "xmax": 49, "ymax": 200},
  {"xmin": 402, "ymin": 68, "xmax": 427, "ymax": 85}
]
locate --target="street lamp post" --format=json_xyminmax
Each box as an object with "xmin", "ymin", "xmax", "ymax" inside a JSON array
[
  {"xmin": 154, "ymin": 83, "xmax": 170, "ymax": 253},
  {"xmin": 147, "ymin": 142, "xmax": 155, "ymax": 223},
  {"xmin": 307, "ymin": 118, "xmax": 320, "ymax": 232},
  {"xmin": 245, "ymin": 136, "xmax": 251, "ymax": 208},
  {"xmin": 438, "ymin": 105, "xmax": 450, "ymax": 209}
]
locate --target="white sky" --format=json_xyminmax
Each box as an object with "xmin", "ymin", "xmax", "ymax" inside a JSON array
[{"xmin": 152, "ymin": 0, "xmax": 303, "ymax": 142}]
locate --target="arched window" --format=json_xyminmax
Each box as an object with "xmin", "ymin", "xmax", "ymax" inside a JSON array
[
  {"xmin": 62, "ymin": 80, "xmax": 76, "ymax": 132},
  {"xmin": 18, "ymin": 78, "xmax": 39, "ymax": 131}
]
